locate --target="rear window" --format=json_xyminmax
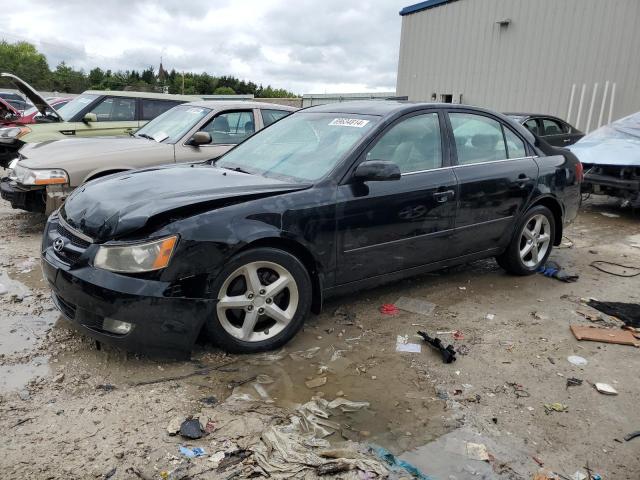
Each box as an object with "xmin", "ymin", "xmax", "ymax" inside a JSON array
[{"xmin": 261, "ymin": 109, "xmax": 292, "ymax": 127}]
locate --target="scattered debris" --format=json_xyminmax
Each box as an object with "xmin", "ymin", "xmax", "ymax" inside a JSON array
[
  {"xmin": 570, "ymin": 324, "xmax": 639, "ymax": 346},
  {"xmin": 544, "ymin": 403, "xmax": 568, "ymax": 414},
  {"xmin": 327, "ymin": 398, "xmax": 370, "ymax": 412},
  {"xmin": 53, "ymin": 373, "xmax": 65, "ymax": 383},
  {"xmin": 567, "ymin": 355, "xmax": 588, "ymax": 366},
  {"xmin": 571, "ymin": 471, "xmax": 587, "ymax": 480},
  {"xmin": 600, "ymin": 212, "xmax": 620, "ymax": 218},
  {"xmin": 179, "ymin": 446, "xmax": 206, "ymax": 458},
  {"xmin": 587, "ymin": 300, "xmax": 640, "ymax": 328},
  {"xmin": 208, "ymin": 451, "xmax": 226, "ymax": 465},
  {"xmin": 590, "ymin": 260, "xmax": 640, "ymax": 278},
  {"xmin": 333, "ymin": 306, "xmax": 355, "ymax": 325},
  {"xmin": 532, "ymin": 456, "xmax": 545, "ymax": 467},
  {"xmin": 453, "ymin": 330, "xmax": 464, "ymax": 340},
  {"xmin": 104, "ymin": 467, "xmax": 117, "ymax": 480},
  {"xmin": 456, "ymin": 344, "xmax": 470, "ymax": 355},
  {"xmin": 624, "ymin": 430, "xmax": 640, "ymax": 441},
  {"xmin": 96, "ymin": 384, "xmax": 116, "ymax": 392},
  {"xmin": 485, "ymin": 313, "xmax": 495, "ymax": 320},
  {"xmin": 465, "ymin": 442, "xmax": 490, "ymax": 461},
  {"xmin": 179, "ymin": 418, "xmax": 204, "ymax": 439},
  {"xmin": 305, "ymin": 376, "xmax": 327, "ymax": 389},
  {"xmin": 167, "ymin": 416, "xmax": 183, "ymax": 436},
  {"xmin": 394, "ymin": 296, "xmax": 436, "ymax": 316},
  {"xmin": 290, "ymin": 347, "xmax": 321, "ymax": 360},
  {"xmin": 379, "ymin": 303, "xmax": 399, "ymax": 315},
  {"xmin": 256, "ymin": 374, "xmax": 275, "ymax": 384},
  {"xmin": 370, "ymin": 445, "xmax": 430, "ymax": 479},
  {"xmin": 199, "ymin": 396, "xmax": 218, "ymax": 406},
  {"xmin": 537, "ymin": 261, "xmax": 579, "ymax": 282},
  {"xmin": 595, "ymin": 383, "xmax": 618, "ymax": 395},
  {"xmin": 417, "ymin": 331, "xmax": 457, "ymax": 363},
  {"xmin": 396, "ymin": 335, "xmax": 422, "ymax": 353},
  {"xmin": 566, "ymin": 377, "xmax": 583, "ymax": 388}
]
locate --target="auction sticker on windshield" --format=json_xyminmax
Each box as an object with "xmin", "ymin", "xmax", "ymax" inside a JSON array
[
  {"xmin": 187, "ymin": 108, "xmax": 205, "ymax": 114},
  {"xmin": 329, "ymin": 118, "xmax": 370, "ymax": 128}
]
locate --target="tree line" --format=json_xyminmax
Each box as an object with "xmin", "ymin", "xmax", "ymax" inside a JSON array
[{"xmin": 0, "ymin": 40, "xmax": 297, "ymax": 97}]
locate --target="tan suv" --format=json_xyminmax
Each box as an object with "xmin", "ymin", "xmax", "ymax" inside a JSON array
[{"xmin": 1, "ymin": 101, "xmax": 296, "ymax": 213}]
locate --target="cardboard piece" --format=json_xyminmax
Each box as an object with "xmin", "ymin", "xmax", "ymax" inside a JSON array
[{"xmin": 570, "ymin": 325, "xmax": 640, "ymax": 347}]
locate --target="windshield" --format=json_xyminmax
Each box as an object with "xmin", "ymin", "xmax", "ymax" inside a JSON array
[
  {"xmin": 135, "ymin": 105, "xmax": 211, "ymax": 143},
  {"xmin": 56, "ymin": 94, "xmax": 99, "ymax": 121},
  {"xmin": 216, "ymin": 112, "xmax": 379, "ymax": 182}
]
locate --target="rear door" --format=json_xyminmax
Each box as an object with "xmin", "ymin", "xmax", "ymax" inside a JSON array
[
  {"xmin": 446, "ymin": 110, "xmax": 538, "ymax": 257},
  {"xmin": 336, "ymin": 110, "xmax": 458, "ymax": 283},
  {"xmin": 74, "ymin": 95, "xmax": 139, "ymax": 137},
  {"xmin": 174, "ymin": 108, "xmax": 258, "ymax": 162}
]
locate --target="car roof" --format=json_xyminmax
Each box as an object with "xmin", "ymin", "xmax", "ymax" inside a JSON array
[
  {"xmin": 82, "ymin": 90, "xmax": 203, "ymax": 101},
  {"xmin": 505, "ymin": 112, "xmax": 565, "ymax": 120},
  {"xmin": 305, "ymin": 100, "xmax": 515, "ymax": 119},
  {"xmin": 184, "ymin": 100, "xmax": 298, "ymax": 111}
]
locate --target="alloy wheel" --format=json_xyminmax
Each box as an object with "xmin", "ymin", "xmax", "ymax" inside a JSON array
[
  {"xmin": 216, "ymin": 261, "xmax": 299, "ymax": 342},
  {"xmin": 519, "ymin": 213, "xmax": 551, "ymax": 268}
]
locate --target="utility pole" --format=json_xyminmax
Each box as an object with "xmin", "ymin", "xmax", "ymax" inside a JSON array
[{"xmin": 182, "ymin": 71, "xmax": 185, "ymax": 95}]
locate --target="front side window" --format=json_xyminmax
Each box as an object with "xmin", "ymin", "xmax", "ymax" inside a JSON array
[
  {"xmin": 261, "ymin": 109, "xmax": 291, "ymax": 127},
  {"xmin": 366, "ymin": 113, "xmax": 442, "ymax": 173},
  {"xmin": 88, "ymin": 97, "xmax": 136, "ymax": 122},
  {"xmin": 450, "ymin": 113, "xmax": 508, "ymax": 165},
  {"xmin": 216, "ymin": 112, "xmax": 379, "ymax": 182},
  {"xmin": 541, "ymin": 118, "xmax": 564, "ymax": 136},
  {"xmin": 201, "ymin": 111, "xmax": 255, "ymax": 145},
  {"xmin": 56, "ymin": 94, "xmax": 99, "ymax": 121},
  {"xmin": 135, "ymin": 105, "xmax": 211, "ymax": 143}
]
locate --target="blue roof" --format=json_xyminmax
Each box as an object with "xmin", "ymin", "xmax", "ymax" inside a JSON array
[{"xmin": 399, "ymin": 0, "xmax": 460, "ymax": 16}]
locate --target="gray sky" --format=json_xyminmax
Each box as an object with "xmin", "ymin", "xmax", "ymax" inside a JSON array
[{"xmin": 0, "ymin": 0, "xmax": 409, "ymax": 94}]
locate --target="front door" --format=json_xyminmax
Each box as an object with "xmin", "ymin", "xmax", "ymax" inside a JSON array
[
  {"xmin": 175, "ymin": 109, "xmax": 259, "ymax": 163},
  {"xmin": 336, "ymin": 111, "xmax": 458, "ymax": 284},
  {"xmin": 74, "ymin": 96, "xmax": 139, "ymax": 137},
  {"xmin": 447, "ymin": 111, "xmax": 538, "ymax": 257}
]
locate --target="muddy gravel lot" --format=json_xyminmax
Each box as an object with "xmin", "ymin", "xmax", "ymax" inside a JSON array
[{"xmin": 0, "ymin": 194, "xmax": 638, "ymax": 480}]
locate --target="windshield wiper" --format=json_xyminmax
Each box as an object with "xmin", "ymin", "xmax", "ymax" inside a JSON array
[
  {"xmin": 220, "ymin": 166, "xmax": 253, "ymax": 175},
  {"xmin": 136, "ymin": 133, "xmax": 155, "ymax": 141}
]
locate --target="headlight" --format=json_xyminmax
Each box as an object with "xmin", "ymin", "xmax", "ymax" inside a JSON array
[
  {"xmin": 0, "ymin": 126, "xmax": 30, "ymax": 140},
  {"xmin": 13, "ymin": 164, "xmax": 68, "ymax": 185},
  {"xmin": 93, "ymin": 235, "xmax": 178, "ymax": 273}
]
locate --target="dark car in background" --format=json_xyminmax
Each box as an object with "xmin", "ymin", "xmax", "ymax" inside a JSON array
[
  {"xmin": 41, "ymin": 101, "xmax": 582, "ymax": 357},
  {"xmin": 507, "ymin": 113, "xmax": 584, "ymax": 147}
]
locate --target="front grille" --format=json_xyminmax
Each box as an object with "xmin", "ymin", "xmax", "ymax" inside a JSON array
[
  {"xmin": 55, "ymin": 249, "xmax": 82, "ymax": 264},
  {"xmin": 57, "ymin": 222, "xmax": 91, "ymax": 248},
  {"xmin": 52, "ymin": 292, "xmax": 77, "ymax": 319}
]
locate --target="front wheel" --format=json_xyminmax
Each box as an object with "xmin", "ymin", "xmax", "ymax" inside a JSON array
[
  {"xmin": 497, "ymin": 205, "xmax": 556, "ymax": 275},
  {"xmin": 206, "ymin": 247, "xmax": 312, "ymax": 353}
]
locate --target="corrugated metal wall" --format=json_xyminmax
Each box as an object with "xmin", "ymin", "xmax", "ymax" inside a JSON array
[{"xmin": 396, "ymin": 0, "xmax": 640, "ymax": 131}]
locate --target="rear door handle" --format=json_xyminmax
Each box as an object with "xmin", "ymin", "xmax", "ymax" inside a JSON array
[
  {"xmin": 433, "ymin": 189, "xmax": 455, "ymax": 203},
  {"xmin": 516, "ymin": 174, "xmax": 531, "ymax": 182}
]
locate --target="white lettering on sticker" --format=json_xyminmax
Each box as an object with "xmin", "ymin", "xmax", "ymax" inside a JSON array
[
  {"xmin": 329, "ymin": 118, "xmax": 370, "ymax": 128},
  {"xmin": 186, "ymin": 108, "xmax": 204, "ymax": 114}
]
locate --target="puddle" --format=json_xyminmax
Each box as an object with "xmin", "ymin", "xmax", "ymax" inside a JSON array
[
  {"xmin": 0, "ymin": 356, "xmax": 49, "ymax": 392},
  {"xmin": 0, "ymin": 312, "xmax": 58, "ymax": 356}
]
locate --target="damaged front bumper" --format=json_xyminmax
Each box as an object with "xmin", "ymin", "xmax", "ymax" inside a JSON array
[
  {"xmin": 582, "ymin": 164, "xmax": 640, "ymax": 204},
  {"xmin": 0, "ymin": 178, "xmax": 72, "ymax": 214},
  {"xmin": 41, "ymin": 216, "xmax": 216, "ymax": 358}
]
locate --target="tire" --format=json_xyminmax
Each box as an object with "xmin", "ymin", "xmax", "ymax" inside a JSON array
[
  {"xmin": 206, "ymin": 247, "xmax": 312, "ymax": 353},
  {"xmin": 496, "ymin": 205, "xmax": 556, "ymax": 276}
]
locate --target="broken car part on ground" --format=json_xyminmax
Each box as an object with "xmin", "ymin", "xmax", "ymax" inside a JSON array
[{"xmin": 40, "ymin": 101, "xmax": 581, "ymax": 356}]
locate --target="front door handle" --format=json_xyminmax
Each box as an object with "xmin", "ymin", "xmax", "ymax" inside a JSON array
[
  {"xmin": 516, "ymin": 174, "xmax": 531, "ymax": 182},
  {"xmin": 433, "ymin": 189, "xmax": 455, "ymax": 203}
]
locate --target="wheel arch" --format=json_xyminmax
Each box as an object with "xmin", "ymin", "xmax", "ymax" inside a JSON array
[
  {"xmin": 527, "ymin": 195, "xmax": 563, "ymax": 245},
  {"xmin": 83, "ymin": 168, "xmax": 130, "ymax": 184},
  {"xmin": 236, "ymin": 236, "xmax": 324, "ymax": 314}
]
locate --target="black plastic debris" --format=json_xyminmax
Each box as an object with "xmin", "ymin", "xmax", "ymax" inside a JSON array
[
  {"xmin": 96, "ymin": 384, "xmax": 116, "ymax": 392},
  {"xmin": 587, "ymin": 300, "xmax": 640, "ymax": 328},
  {"xmin": 566, "ymin": 377, "xmax": 583, "ymax": 388},
  {"xmin": 180, "ymin": 418, "xmax": 204, "ymax": 439},
  {"xmin": 624, "ymin": 431, "xmax": 640, "ymax": 442},
  {"xmin": 200, "ymin": 396, "xmax": 218, "ymax": 406},
  {"xmin": 536, "ymin": 261, "xmax": 579, "ymax": 283},
  {"xmin": 417, "ymin": 331, "xmax": 456, "ymax": 363}
]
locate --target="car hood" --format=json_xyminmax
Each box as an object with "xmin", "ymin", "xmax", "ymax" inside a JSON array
[
  {"xmin": 19, "ymin": 137, "xmax": 172, "ymax": 168},
  {"xmin": 61, "ymin": 164, "xmax": 311, "ymax": 242},
  {"xmin": 0, "ymin": 98, "xmax": 20, "ymax": 124},
  {"xmin": 0, "ymin": 73, "xmax": 61, "ymax": 121},
  {"xmin": 569, "ymin": 111, "xmax": 640, "ymax": 166}
]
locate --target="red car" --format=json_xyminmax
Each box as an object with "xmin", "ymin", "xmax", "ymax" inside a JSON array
[{"xmin": 1, "ymin": 96, "xmax": 71, "ymax": 126}]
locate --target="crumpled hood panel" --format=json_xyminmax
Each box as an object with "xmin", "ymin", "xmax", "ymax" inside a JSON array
[{"xmin": 61, "ymin": 164, "xmax": 309, "ymax": 241}]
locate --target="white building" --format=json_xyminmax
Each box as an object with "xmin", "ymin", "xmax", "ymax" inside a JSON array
[{"xmin": 396, "ymin": 0, "xmax": 640, "ymax": 132}]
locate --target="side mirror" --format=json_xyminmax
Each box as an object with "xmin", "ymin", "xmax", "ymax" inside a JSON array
[
  {"xmin": 189, "ymin": 131, "xmax": 212, "ymax": 146},
  {"xmin": 83, "ymin": 112, "xmax": 97, "ymax": 123},
  {"xmin": 353, "ymin": 160, "xmax": 401, "ymax": 182}
]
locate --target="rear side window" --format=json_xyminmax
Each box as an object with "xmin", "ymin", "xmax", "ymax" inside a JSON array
[
  {"xmin": 201, "ymin": 110, "xmax": 255, "ymax": 145},
  {"xmin": 366, "ymin": 113, "xmax": 442, "ymax": 173},
  {"xmin": 503, "ymin": 128, "xmax": 527, "ymax": 158},
  {"xmin": 141, "ymin": 99, "xmax": 182, "ymax": 121},
  {"xmin": 524, "ymin": 119, "xmax": 540, "ymax": 135},
  {"xmin": 449, "ymin": 113, "xmax": 508, "ymax": 165},
  {"xmin": 261, "ymin": 109, "xmax": 291, "ymax": 127},
  {"xmin": 89, "ymin": 97, "xmax": 136, "ymax": 122}
]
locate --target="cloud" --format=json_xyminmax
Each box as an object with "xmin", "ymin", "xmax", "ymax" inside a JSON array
[{"xmin": 0, "ymin": 0, "xmax": 407, "ymax": 94}]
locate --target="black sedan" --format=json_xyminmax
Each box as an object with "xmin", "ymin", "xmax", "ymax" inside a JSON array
[
  {"xmin": 506, "ymin": 113, "xmax": 584, "ymax": 147},
  {"xmin": 41, "ymin": 102, "xmax": 582, "ymax": 357}
]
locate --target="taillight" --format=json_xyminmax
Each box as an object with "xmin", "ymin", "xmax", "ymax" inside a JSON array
[{"xmin": 575, "ymin": 161, "xmax": 584, "ymax": 182}]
